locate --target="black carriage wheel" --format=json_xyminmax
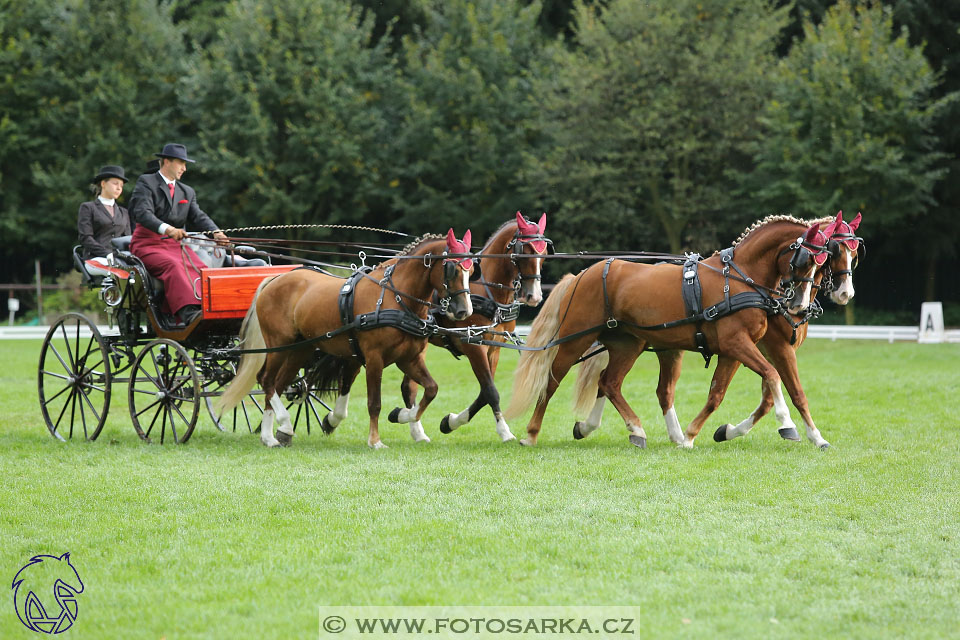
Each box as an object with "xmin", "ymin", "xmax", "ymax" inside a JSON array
[
  {"xmin": 128, "ymin": 339, "xmax": 200, "ymax": 444},
  {"xmin": 283, "ymin": 373, "xmax": 332, "ymax": 435},
  {"xmin": 203, "ymin": 380, "xmax": 266, "ymax": 434},
  {"xmin": 38, "ymin": 313, "xmax": 112, "ymax": 441}
]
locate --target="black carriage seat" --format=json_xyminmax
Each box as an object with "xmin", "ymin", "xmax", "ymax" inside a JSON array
[{"xmin": 72, "ymin": 245, "xmax": 104, "ymax": 286}]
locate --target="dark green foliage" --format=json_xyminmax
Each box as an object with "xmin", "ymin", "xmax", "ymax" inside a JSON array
[{"xmin": 0, "ymin": 0, "xmax": 187, "ymax": 277}]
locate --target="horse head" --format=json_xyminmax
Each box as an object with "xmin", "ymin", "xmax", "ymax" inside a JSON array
[
  {"xmin": 780, "ymin": 223, "xmax": 829, "ymax": 315},
  {"xmin": 512, "ymin": 211, "xmax": 550, "ymax": 306},
  {"xmin": 822, "ymin": 211, "xmax": 862, "ymax": 305},
  {"xmin": 441, "ymin": 228, "xmax": 475, "ymax": 320}
]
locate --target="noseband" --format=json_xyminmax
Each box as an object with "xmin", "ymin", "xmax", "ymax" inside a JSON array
[
  {"xmin": 777, "ymin": 237, "xmax": 827, "ymax": 301},
  {"xmin": 504, "ymin": 230, "xmax": 553, "ymax": 289}
]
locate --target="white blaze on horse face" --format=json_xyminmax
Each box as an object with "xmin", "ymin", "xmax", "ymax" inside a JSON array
[
  {"xmin": 829, "ymin": 247, "xmax": 855, "ymax": 305},
  {"xmin": 788, "ymin": 263, "xmax": 817, "ymax": 313},
  {"xmin": 460, "ymin": 266, "xmax": 473, "ymax": 316},
  {"xmin": 525, "ymin": 257, "xmax": 544, "ymax": 305}
]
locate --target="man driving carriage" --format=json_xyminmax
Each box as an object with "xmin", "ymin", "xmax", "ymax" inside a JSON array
[{"xmin": 128, "ymin": 143, "xmax": 229, "ymax": 325}]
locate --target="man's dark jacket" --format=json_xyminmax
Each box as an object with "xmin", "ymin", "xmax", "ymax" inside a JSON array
[{"xmin": 128, "ymin": 171, "xmax": 217, "ymax": 233}]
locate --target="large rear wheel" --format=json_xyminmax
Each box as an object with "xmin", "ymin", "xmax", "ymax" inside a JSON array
[{"xmin": 37, "ymin": 313, "xmax": 112, "ymax": 441}]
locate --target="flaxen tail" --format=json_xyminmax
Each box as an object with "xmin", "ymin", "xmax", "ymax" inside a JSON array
[
  {"xmin": 213, "ymin": 277, "xmax": 273, "ymax": 415},
  {"xmin": 572, "ymin": 347, "xmax": 608, "ymax": 418},
  {"xmin": 504, "ymin": 273, "xmax": 578, "ymax": 420}
]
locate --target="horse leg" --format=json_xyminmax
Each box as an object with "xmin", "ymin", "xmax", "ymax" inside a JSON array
[
  {"xmin": 683, "ymin": 356, "xmax": 742, "ymax": 448},
  {"xmin": 521, "ymin": 336, "xmax": 597, "ymax": 447},
  {"xmin": 395, "ymin": 353, "xmax": 439, "ymax": 443},
  {"xmin": 364, "ymin": 354, "xmax": 387, "ymax": 449},
  {"xmin": 765, "ymin": 341, "xmax": 830, "ymax": 449},
  {"xmin": 596, "ymin": 341, "xmax": 648, "ymax": 448},
  {"xmin": 440, "ymin": 344, "xmax": 516, "ymax": 442},
  {"xmin": 257, "ymin": 353, "xmax": 287, "ymax": 448},
  {"xmin": 387, "ymin": 374, "xmax": 420, "ymax": 424},
  {"xmin": 270, "ymin": 351, "xmax": 314, "ymax": 447},
  {"xmin": 573, "ymin": 394, "xmax": 606, "ymax": 440},
  {"xmin": 655, "ymin": 349, "xmax": 685, "ymax": 445},
  {"xmin": 321, "ymin": 362, "xmax": 361, "ymax": 436},
  {"xmin": 716, "ymin": 379, "xmax": 776, "ymax": 442}
]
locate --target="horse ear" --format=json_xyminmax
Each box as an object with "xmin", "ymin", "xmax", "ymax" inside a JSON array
[
  {"xmin": 537, "ymin": 212, "xmax": 547, "ymax": 234},
  {"xmin": 804, "ymin": 225, "xmax": 820, "ymax": 243},
  {"xmin": 463, "ymin": 229, "xmax": 471, "ymax": 249},
  {"xmin": 515, "ymin": 210, "xmax": 525, "ymax": 227},
  {"xmin": 835, "ymin": 210, "xmax": 844, "ymax": 225},
  {"xmin": 446, "ymin": 228, "xmax": 456, "ymax": 247},
  {"xmin": 849, "ymin": 212, "xmax": 861, "ymax": 231}
]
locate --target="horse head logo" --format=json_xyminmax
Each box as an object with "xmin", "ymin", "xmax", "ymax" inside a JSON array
[{"xmin": 12, "ymin": 552, "xmax": 84, "ymax": 634}]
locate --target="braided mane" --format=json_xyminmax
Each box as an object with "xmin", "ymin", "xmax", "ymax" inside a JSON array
[
  {"xmin": 731, "ymin": 214, "xmax": 833, "ymax": 247},
  {"xmin": 373, "ymin": 233, "xmax": 445, "ymax": 269}
]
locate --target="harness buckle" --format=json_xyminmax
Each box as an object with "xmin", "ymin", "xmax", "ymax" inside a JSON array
[
  {"xmin": 704, "ymin": 306, "xmax": 719, "ymax": 320},
  {"xmin": 606, "ymin": 318, "xmax": 618, "ymax": 329}
]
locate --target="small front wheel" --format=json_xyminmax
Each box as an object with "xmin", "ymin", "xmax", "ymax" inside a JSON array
[{"xmin": 128, "ymin": 339, "xmax": 200, "ymax": 443}]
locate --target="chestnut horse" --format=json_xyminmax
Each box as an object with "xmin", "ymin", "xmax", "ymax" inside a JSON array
[
  {"xmin": 215, "ymin": 230, "xmax": 474, "ymax": 449},
  {"xmin": 387, "ymin": 212, "xmax": 550, "ymax": 442},
  {"xmin": 570, "ymin": 212, "xmax": 863, "ymax": 450},
  {"xmin": 504, "ymin": 216, "xmax": 824, "ymax": 448}
]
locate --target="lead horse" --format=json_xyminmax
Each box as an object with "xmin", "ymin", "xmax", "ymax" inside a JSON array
[
  {"xmin": 570, "ymin": 212, "xmax": 863, "ymax": 449},
  {"xmin": 505, "ymin": 216, "xmax": 825, "ymax": 448},
  {"xmin": 215, "ymin": 230, "xmax": 474, "ymax": 449},
  {"xmin": 388, "ymin": 212, "xmax": 550, "ymax": 442}
]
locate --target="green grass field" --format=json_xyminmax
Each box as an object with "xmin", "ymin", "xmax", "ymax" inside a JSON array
[{"xmin": 2, "ymin": 337, "xmax": 959, "ymax": 639}]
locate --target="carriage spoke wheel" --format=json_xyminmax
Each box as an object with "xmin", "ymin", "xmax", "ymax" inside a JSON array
[
  {"xmin": 203, "ymin": 373, "xmax": 266, "ymax": 434},
  {"xmin": 283, "ymin": 374, "xmax": 332, "ymax": 435},
  {"xmin": 38, "ymin": 313, "xmax": 112, "ymax": 441},
  {"xmin": 129, "ymin": 339, "xmax": 200, "ymax": 444}
]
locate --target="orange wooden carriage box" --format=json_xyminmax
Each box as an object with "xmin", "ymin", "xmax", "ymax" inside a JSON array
[{"xmin": 199, "ymin": 265, "xmax": 298, "ymax": 320}]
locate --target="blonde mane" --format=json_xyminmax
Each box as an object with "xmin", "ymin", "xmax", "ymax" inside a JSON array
[{"xmin": 712, "ymin": 214, "xmax": 833, "ymax": 256}]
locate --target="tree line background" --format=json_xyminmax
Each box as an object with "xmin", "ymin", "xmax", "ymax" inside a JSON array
[{"xmin": 1, "ymin": 0, "xmax": 958, "ymax": 323}]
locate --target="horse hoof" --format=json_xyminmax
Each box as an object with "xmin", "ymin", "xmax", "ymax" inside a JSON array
[
  {"xmin": 439, "ymin": 414, "xmax": 452, "ymax": 434},
  {"xmin": 819, "ymin": 442, "xmax": 831, "ymax": 450},
  {"xmin": 321, "ymin": 415, "xmax": 336, "ymax": 436},
  {"xmin": 713, "ymin": 425, "xmax": 730, "ymax": 442},
  {"xmin": 573, "ymin": 422, "xmax": 584, "ymax": 440},
  {"xmin": 628, "ymin": 435, "xmax": 647, "ymax": 449},
  {"xmin": 368, "ymin": 440, "xmax": 388, "ymax": 450},
  {"xmin": 275, "ymin": 431, "xmax": 293, "ymax": 447},
  {"xmin": 500, "ymin": 433, "xmax": 517, "ymax": 443},
  {"xmin": 387, "ymin": 407, "xmax": 402, "ymax": 423},
  {"xmin": 518, "ymin": 438, "xmax": 534, "ymax": 447},
  {"xmin": 778, "ymin": 427, "xmax": 800, "ymax": 441}
]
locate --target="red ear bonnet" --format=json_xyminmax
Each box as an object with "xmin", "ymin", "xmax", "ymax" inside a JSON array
[
  {"xmin": 805, "ymin": 224, "xmax": 828, "ymax": 266},
  {"xmin": 445, "ymin": 228, "xmax": 473, "ymax": 270},
  {"xmin": 516, "ymin": 211, "xmax": 548, "ymax": 254},
  {"xmin": 831, "ymin": 210, "xmax": 861, "ymax": 251}
]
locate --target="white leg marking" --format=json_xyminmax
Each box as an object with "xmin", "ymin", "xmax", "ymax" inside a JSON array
[
  {"xmin": 663, "ymin": 406, "xmax": 684, "ymax": 444},
  {"xmin": 396, "ymin": 402, "xmax": 420, "ymax": 424},
  {"xmin": 577, "ymin": 397, "xmax": 606, "ymax": 438},
  {"xmin": 260, "ymin": 409, "xmax": 280, "ymax": 447},
  {"xmin": 448, "ymin": 407, "xmax": 471, "ymax": 429},
  {"xmin": 625, "ymin": 421, "xmax": 646, "ymax": 439},
  {"xmin": 727, "ymin": 414, "xmax": 757, "ymax": 439},
  {"xmin": 494, "ymin": 413, "xmax": 516, "ymax": 442},
  {"xmin": 802, "ymin": 416, "xmax": 830, "ymax": 448},
  {"xmin": 271, "ymin": 393, "xmax": 294, "ymax": 436},
  {"xmin": 769, "ymin": 381, "xmax": 798, "ymax": 434},
  {"xmin": 409, "ymin": 420, "xmax": 430, "ymax": 443},
  {"xmin": 326, "ymin": 394, "xmax": 349, "ymax": 428}
]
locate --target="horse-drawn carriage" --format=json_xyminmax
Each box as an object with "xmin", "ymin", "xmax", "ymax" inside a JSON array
[{"xmin": 38, "ymin": 236, "xmax": 331, "ymax": 443}]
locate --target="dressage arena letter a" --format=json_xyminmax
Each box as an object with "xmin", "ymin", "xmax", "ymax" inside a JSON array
[{"xmin": 918, "ymin": 302, "xmax": 945, "ymax": 344}]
